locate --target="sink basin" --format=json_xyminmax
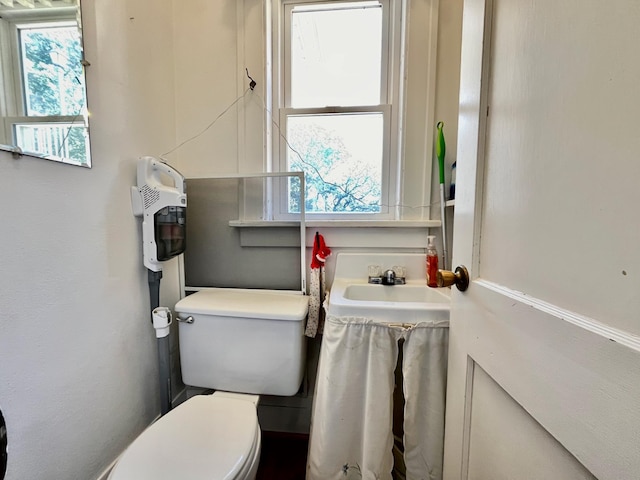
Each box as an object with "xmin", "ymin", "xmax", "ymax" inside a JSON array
[
  {"xmin": 343, "ymin": 283, "xmax": 450, "ymax": 304},
  {"xmin": 327, "ymin": 253, "xmax": 451, "ymax": 325}
]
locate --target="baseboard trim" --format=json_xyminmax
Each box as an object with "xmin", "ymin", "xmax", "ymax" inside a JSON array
[
  {"xmin": 172, "ymin": 386, "xmax": 187, "ymax": 407},
  {"xmin": 95, "ymin": 460, "xmax": 117, "ymax": 480}
]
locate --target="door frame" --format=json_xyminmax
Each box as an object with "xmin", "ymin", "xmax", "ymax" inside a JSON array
[{"xmin": 443, "ymin": 0, "xmax": 494, "ymax": 473}]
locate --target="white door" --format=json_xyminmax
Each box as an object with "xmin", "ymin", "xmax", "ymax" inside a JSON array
[{"xmin": 443, "ymin": 1, "xmax": 640, "ymax": 479}]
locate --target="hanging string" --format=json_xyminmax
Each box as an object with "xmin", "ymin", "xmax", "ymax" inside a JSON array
[
  {"xmin": 161, "ymin": 88, "xmax": 251, "ymax": 158},
  {"xmin": 159, "ymin": 77, "xmax": 439, "ymax": 212}
]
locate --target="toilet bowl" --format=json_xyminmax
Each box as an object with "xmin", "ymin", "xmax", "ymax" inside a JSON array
[
  {"xmin": 108, "ymin": 393, "xmax": 261, "ymax": 480},
  {"xmin": 108, "ymin": 289, "xmax": 309, "ymax": 480}
]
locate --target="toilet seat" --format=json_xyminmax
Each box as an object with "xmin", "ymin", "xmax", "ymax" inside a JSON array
[{"xmin": 108, "ymin": 395, "xmax": 260, "ymax": 480}]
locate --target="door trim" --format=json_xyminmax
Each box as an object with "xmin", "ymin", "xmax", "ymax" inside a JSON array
[{"xmin": 479, "ymin": 279, "xmax": 640, "ymax": 353}]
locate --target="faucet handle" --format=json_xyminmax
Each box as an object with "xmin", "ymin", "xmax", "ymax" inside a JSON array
[
  {"xmin": 368, "ymin": 264, "xmax": 382, "ymax": 277},
  {"xmin": 368, "ymin": 264, "xmax": 383, "ymax": 284},
  {"xmin": 392, "ymin": 265, "xmax": 406, "ymax": 278}
]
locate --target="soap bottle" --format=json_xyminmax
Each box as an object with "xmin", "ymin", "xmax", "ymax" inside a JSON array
[{"xmin": 426, "ymin": 235, "xmax": 439, "ymax": 287}]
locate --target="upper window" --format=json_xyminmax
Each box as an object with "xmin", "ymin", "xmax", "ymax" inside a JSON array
[
  {"xmin": 272, "ymin": 0, "xmax": 402, "ymax": 219},
  {"xmin": 0, "ymin": 9, "xmax": 89, "ymax": 166},
  {"xmin": 19, "ymin": 22, "xmax": 84, "ymax": 117}
]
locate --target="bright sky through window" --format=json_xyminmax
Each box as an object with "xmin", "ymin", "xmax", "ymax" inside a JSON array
[{"xmin": 290, "ymin": 3, "xmax": 382, "ymax": 107}]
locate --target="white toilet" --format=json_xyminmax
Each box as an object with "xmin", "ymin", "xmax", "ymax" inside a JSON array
[{"xmin": 108, "ymin": 288, "xmax": 309, "ymax": 480}]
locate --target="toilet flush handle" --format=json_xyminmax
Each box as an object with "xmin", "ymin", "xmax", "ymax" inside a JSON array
[{"xmin": 177, "ymin": 315, "xmax": 194, "ymax": 324}]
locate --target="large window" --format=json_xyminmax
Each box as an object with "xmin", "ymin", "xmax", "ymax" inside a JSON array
[
  {"xmin": 273, "ymin": 0, "xmax": 402, "ymax": 219},
  {"xmin": 0, "ymin": 12, "xmax": 89, "ymax": 165}
]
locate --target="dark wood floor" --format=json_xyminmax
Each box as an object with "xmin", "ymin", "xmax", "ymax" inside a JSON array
[{"xmin": 256, "ymin": 431, "xmax": 309, "ymax": 480}]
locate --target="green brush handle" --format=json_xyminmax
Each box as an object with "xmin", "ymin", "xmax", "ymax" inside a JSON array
[{"xmin": 436, "ymin": 121, "xmax": 446, "ymax": 184}]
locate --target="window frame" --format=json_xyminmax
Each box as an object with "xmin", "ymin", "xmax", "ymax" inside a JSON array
[
  {"xmin": 270, "ymin": 0, "xmax": 405, "ymax": 220},
  {"xmin": 0, "ymin": 8, "xmax": 89, "ymax": 165}
]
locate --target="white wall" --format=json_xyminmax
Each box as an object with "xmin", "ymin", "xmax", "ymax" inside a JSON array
[
  {"xmin": 0, "ymin": 1, "xmax": 181, "ymax": 479},
  {"xmin": 170, "ymin": 0, "xmax": 266, "ymax": 176}
]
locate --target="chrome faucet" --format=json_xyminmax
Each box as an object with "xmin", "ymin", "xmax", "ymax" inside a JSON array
[
  {"xmin": 368, "ymin": 266, "xmax": 406, "ymax": 285},
  {"xmin": 382, "ymin": 269, "xmax": 396, "ymax": 285}
]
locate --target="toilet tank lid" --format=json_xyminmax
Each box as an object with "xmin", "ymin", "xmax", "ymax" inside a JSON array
[{"xmin": 175, "ymin": 288, "xmax": 309, "ymax": 321}]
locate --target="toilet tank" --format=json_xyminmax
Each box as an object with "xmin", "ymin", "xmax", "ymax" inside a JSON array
[{"xmin": 175, "ymin": 288, "xmax": 309, "ymax": 396}]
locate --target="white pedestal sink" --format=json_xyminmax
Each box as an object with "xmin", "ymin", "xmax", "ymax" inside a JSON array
[{"xmin": 327, "ymin": 253, "xmax": 451, "ymax": 325}]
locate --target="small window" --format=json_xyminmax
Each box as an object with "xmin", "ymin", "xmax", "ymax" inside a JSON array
[
  {"xmin": 1, "ymin": 15, "xmax": 89, "ymax": 165},
  {"xmin": 272, "ymin": 0, "xmax": 402, "ymax": 219},
  {"xmin": 19, "ymin": 22, "xmax": 84, "ymax": 116}
]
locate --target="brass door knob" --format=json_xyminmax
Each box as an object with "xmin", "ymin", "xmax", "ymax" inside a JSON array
[{"xmin": 437, "ymin": 265, "xmax": 470, "ymax": 292}]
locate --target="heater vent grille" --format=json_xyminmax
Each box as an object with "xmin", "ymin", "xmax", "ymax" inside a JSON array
[{"xmin": 141, "ymin": 184, "xmax": 160, "ymax": 209}]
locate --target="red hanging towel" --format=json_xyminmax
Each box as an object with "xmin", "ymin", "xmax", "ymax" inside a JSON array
[{"xmin": 306, "ymin": 232, "xmax": 331, "ymax": 337}]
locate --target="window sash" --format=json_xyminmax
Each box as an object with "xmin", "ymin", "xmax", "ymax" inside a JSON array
[
  {"xmin": 276, "ymin": 104, "xmax": 393, "ymax": 220},
  {"xmin": 282, "ymin": 0, "xmax": 390, "ymax": 108},
  {"xmin": 0, "ymin": 11, "xmax": 86, "ymax": 117},
  {"xmin": 16, "ymin": 21, "xmax": 84, "ymax": 118},
  {"xmin": 6, "ymin": 114, "xmax": 89, "ymax": 164}
]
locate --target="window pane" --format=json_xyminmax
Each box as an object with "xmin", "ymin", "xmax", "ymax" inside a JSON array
[
  {"xmin": 15, "ymin": 123, "xmax": 89, "ymax": 165},
  {"xmin": 290, "ymin": 3, "xmax": 382, "ymax": 108},
  {"xmin": 19, "ymin": 25, "xmax": 86, "ymax": 117},
  {"xmin": 287, "ymin": 113, "xmax": 383, "ymax": 213}
]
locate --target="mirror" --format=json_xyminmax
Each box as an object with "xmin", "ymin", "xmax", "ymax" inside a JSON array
[{"xmin": 0, "ymin": 0, "xmax": 90, "ymax": 167}]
